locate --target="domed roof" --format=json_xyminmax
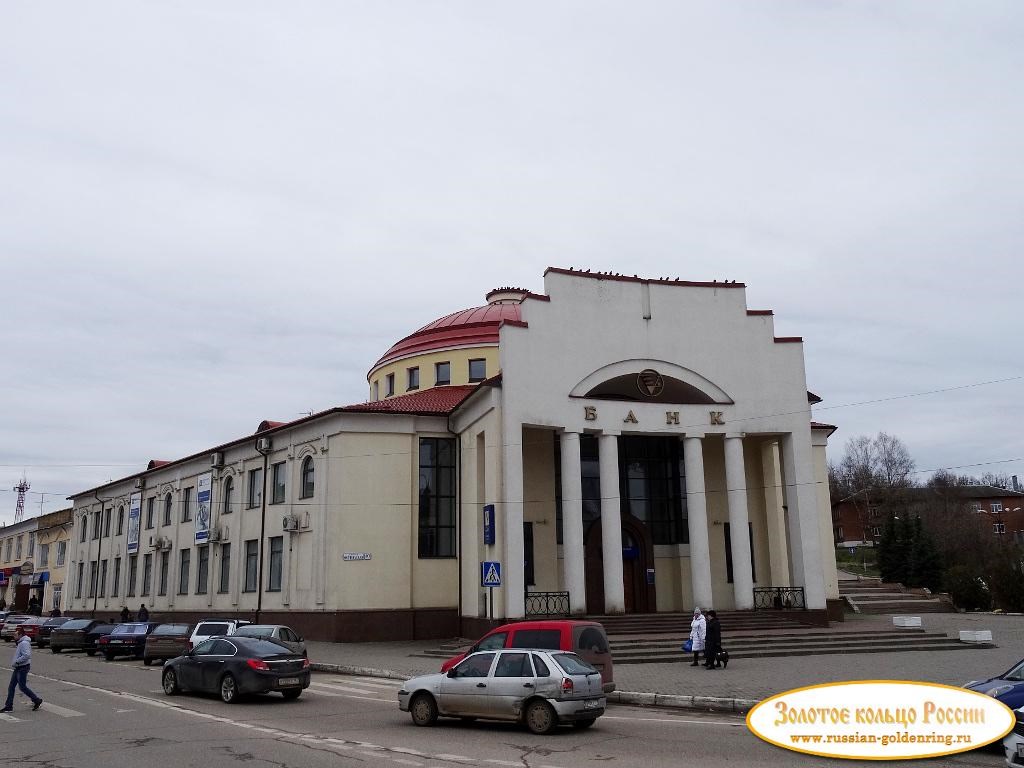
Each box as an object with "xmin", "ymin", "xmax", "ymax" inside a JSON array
[{"xmin": 371, "ymin": 300, "xmax": 522, "ymax": 371}]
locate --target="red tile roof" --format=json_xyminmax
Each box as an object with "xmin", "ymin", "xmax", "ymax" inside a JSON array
[{"xmin": 341, "ymin": 385, "xmax": 480, "ymax": 415}]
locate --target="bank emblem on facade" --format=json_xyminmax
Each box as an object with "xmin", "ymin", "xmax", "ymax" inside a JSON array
[{"xmin": 637, "ymin": 369, "xmax": 665, "ymax": 397}]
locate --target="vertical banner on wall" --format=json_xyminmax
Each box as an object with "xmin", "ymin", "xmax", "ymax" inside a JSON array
[
  {"xmin": 127, "ymin": 492, "xmax": 142, "ymax": 555},
  {"xmin": 195, "ymin": 472, "xmax": 212, "ymax": 544}
]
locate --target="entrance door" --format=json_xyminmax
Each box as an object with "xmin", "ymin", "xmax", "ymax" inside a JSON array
[{"xmin": 583, "ymin": 519, "xmax": 655, "ymax": 614}]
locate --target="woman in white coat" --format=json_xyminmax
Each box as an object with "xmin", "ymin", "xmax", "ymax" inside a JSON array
[{"xmin": 689, "ymin": 607, "xmax": 707, "ymax": 666}]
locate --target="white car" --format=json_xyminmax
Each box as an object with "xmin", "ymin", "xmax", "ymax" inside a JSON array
[
  {"xmin": 398, "ymin": 648, "xmax": 606, "ymax": 734},
  {"xmin": 1004, "ymin": 706, "xmax": 1024, "ymax": 766},
  {"xmin": 188, "ymin": 619, "xmax": 251, "ymax": 650}
]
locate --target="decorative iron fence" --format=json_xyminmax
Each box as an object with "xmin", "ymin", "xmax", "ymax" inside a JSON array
[
  {"xmin": 525, "ymin": 591, "xmax": 570, "ymax": 616},
  {"xmin": 753, "ymin": 586, "xmax": 806, "ymax": 610}
]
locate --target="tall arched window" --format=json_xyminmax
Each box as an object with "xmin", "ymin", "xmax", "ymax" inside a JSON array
[
  {"xmin": 223, "ymin": 476, "xmax": 234, "ymax": 514},
  {"xmin": 163, "ymin": 493, "xmax": 173, "ymax": 526},
  {"xmin": 300, "ymin": 456, "xmax": 315, "ymax": 498}
]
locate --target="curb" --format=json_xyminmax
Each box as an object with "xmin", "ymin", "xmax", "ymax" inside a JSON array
[{"xmin": 311, "ymin": 662, "xmax": 756, "ymax": 714}]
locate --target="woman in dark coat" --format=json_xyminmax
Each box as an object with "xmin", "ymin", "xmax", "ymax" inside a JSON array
[{"xmin": 703, "ymin": 610, "xmax": 722, "ymax": 669}]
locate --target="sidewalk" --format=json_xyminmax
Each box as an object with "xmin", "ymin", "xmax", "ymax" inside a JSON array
[{"xmin": 307, "ymin": 612, "xmax": 1024, "ymax": 714}]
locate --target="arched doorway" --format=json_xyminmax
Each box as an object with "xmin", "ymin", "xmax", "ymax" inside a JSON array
[{"xmin": 583, "ymin": 516, "xmax": 655, "ymax": 614}]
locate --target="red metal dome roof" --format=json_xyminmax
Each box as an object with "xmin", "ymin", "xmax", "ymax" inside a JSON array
[{"xmin": 372, "ymin": 302, "xmax": 522, "ymax": 371}]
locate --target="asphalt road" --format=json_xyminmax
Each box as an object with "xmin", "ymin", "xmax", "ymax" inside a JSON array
[{"xmin": 0, "ymin": 650, "xmax": 1008, "ymax": 768}]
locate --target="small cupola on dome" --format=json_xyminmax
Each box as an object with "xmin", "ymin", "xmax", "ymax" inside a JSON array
[{"xmin": 484, "ymin": 287, "xmax": 529, "ymax": 305}]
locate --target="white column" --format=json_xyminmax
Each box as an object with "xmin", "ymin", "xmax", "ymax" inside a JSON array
[
  {"xmin": 560, "ymin": 431, "xmax": 587, "ymax": 615},
  {"xmin": 598, "ymin": 433, "xmax": 625, "ymax": 614},
  {"xmin": 761, "ymin": 440, "xmax": 791, "ymax": 587},
  {"xmin": 502, "ymin": 426, "xmax": 526, "ymax": 619},
  {"xmin": 684, "ymin": 436, "xmax": 714, "ymax": 609},
  {"xmin": 724, "ymin": 435, "xmax": 754, "ymax": 610},
  {"xmin": 781, "ymin": 431, "xmax": 827, "ymax": 609}
]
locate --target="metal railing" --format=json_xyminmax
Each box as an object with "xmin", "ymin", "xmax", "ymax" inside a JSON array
[
  {"xmin": 525, "ymin": 591, "xmax": 570, "ymax": 616},
  {"xmin": 753, "ymin": 586, "xmax": 806, "ymax": 610}
]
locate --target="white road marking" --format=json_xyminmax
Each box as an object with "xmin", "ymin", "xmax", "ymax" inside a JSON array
[
  {"xmin": 435, "ymin": 754, "xmax": 474, "ymax": 762},
  {"xmin": 310, "ymin": 682, "xmax": 393, "ymax": 699},
  {"xmin": 392, "ymin": 760, "xmax": 422, "ymax": 766},
  {"xmin": 0, "ymin": 714, "xmax": 21, "ymax": 722},
  {"xmin": 115, "ymin": 709, "xmax": 135, "ymax": 713},
  {"xmin": 302, "ymin": 688, "xmax": 348, "ymax": 698},
  {"xmin": 601, "ymin": 714, "xmax": 743, "ymax": 727},
  {"xmin": 483, "ymin": 760, "xmax": 523, "ymax": 766},
  {"xmin": 39, "ymin": 702, "xmax": 86, "ymax": 718}
]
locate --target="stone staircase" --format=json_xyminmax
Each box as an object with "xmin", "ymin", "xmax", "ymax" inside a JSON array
[
  {"xmin": 417, "ymin": 608, "xmax": 979, "ymax": 664},
  {"xmin": 839, "ymin": 578, "xmax": 955, "ymax": 614}
]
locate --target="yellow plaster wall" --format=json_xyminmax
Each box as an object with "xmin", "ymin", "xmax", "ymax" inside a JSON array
[
  {"xmin": 367, "ymin": 347, "xmax": 500, "ymax": 399},
  {"xmin": 522, "ymin": 427, "xmax": 558, "ymax": 592}
]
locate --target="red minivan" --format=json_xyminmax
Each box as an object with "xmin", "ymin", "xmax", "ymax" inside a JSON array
[{"xmin": 441, "ymin": 620, "xmax": 615, "ymax": 693}]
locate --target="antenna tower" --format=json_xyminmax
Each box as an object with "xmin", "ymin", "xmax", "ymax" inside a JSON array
[{"xmin": 13, "ymin": 475, "xmax": 30, "ymax": 523}]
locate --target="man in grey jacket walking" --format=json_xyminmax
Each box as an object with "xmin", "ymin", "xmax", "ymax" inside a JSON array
[{"xmin": 1, "ymin": 625, "xmax": 43, "ymax": 712}]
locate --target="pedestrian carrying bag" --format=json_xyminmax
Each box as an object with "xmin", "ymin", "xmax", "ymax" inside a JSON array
[{"xmin": 682, "ymin": 639, "xmax": 693, "ymax": 653}]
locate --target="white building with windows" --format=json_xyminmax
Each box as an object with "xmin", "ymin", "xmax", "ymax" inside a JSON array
[{"xmin": 67, "ymin": 269, "xmax": 840, "ymax": 640}]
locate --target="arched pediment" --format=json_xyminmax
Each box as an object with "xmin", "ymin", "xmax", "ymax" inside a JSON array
[{"xmin": 570, "ymin": 359, "xmax": 733, "ymax": 405}]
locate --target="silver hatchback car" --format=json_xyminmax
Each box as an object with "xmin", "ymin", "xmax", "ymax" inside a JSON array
[{"xmin": 398, "ymin": 648, "xmax": 606, "ymax": 734}]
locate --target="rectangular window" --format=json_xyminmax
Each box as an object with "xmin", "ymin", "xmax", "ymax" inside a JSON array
[
  {"xmin": 88, "ymin": 561, "xmax": 98, "ymax": 598},
  {"xmin": 56, "ymin": 540, "xmax": 67, "ymax": 566},
  {"xmin": 468, "ymin": 358, "xmax": 486, "ymax": 382},
  {"xmin": 116, "ymin": 506, "xmax": 125, "ymax": 536},
  {"xmin": 373, "ymin": 379, "xmax": 379, "ymax": 400},
  {"xmin": 271, "ymin": 462, "xmax": 286, "ymax": 504},
  {"xmin": 40, "ymin": 543, "xmax": 50, "ymax": 567},
  {"xmin": 418, "ymin": 437, "xmax": 457, "ymax": 558},
  {"xmin": 871, "ymin": 526, "xmax": 881, "ymax": 537},
  {"xmin": 146, "ymin": 497, "xmax": 155, "ymax": 529},
  {"xmin": 178, "ymin": 549, "xmax": 190, "ymax": 594},
  {"xmin": 182, "ymin": 487, "xmax": 193, "ymax": 522},
  {"xmin": 100, "ymin": 559, "xmax": 108, "ymax": 597},
  {"xmin": 28, "ymin": 532, "xmax": 35, "ymax": 556},
  {"xmin": 994, "ymin": 522, "xmax": 1006, "ymax": 534},
  {"xmin": 80, "ymin": 517, "xmax": 87, "ymax": 542},
  {"xmin": 163, "ymin": 495, "xmax": 172, "ymax": 526},
  {"xmin": 218, "ymin": 543, "xmax": 231, "ymax": 593},
  {"xmin": 7, "ymin": 538, "xmax": 14, "ymax": 559},
  {"xmin": 158, "ymin": 550, "xmax": 169, "ymax": 596},
  {"xmin": 94, "ymin": 512, "xmax": 101, "ymax": 540},
  {"xmin": 112, "ymin": 557, "xmax": 121, "ymax": 597},
  {"xmin": 127, "ymin": 554, "xmax": 138, "ymax": 597},
  {"xmin": 268, "ymin": 536, "xmax": 283, "ymax": 591},
  {"xmin": 386, "ymin": 372, "xmax": 395, "ymax": 396},
  {"xmin": 16, "ymin": 535, "xmax": 23, "ymax": 559},
  {"xmin": 75, "ymin": 562, "xmax": 84, "ymax": 598},
  {"xmin": 104, "ymin": 508, "xmax": 112, "ymax": 537},
  {"xmin": 142, "ymin": 553, "xmax": 153, "ymax": 596},
  {"xmin": 243, "ymin": 540, "xmax": 258, "ymax": 592},
  {"xmin": 992, "ymin": 502, "xmax": 1004, "ymax": 513},
  {"xmin": 52, "ymin": 584, "xmax": 62, "ymax": 612},
  {"xmin": 248, "ymin": 469, "xmax": 263, "ymax": 509},
  {"xmin": 835, "ymin": 526, "xmax": 844, "ymax": 542},
  {"xmin": 197, "ymin": 546, "xmax": 209, "ymax": 594},
  {"xmin": 435, "ymin": 361, "xmax": 451, "ymax": 386},
  {"xmin": 407, "ymin": 366, "xmax": 419, "ymax": 391}
]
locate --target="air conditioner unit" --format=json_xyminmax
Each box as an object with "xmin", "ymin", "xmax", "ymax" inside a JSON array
[
  {"xmin": 207, "ymin": 527, "xmax": 220, "ymax": 542},
  {"xmin": 210, "ymin": 452, "xmax": 224, "ymax": 468},
  {"xmin": 256, "ymin": 437, "xmax": 273, "ymax": 453},
  {"xmin": 282, "ymin": 515, "xmax": 298, "ymax": 532},
  {"xmin": 133, "ymin": 477, "xmax": 145, "ymax": 489},
  {"xmin": 159, "ymin": 537, "xmax": 173, "ymax": 551}
]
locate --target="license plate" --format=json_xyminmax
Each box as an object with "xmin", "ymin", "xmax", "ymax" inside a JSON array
[
  {"xmin": 583, "ymin": 699, "xmax": 600, "ymax": 710},
  {"xmin": 278, "ymin": 677, "xmax": 300, "ymax": 686}
]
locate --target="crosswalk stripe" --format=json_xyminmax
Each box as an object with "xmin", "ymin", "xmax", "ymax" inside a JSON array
[
  {"xmin": 39, "ymin": 702, "xmax": 86, "ymax": 718},
  {"xmin": 0, "ymin": 713, "xmax": 21, "ymax": 722},
  {"xmin": 310, "ymin": 682, "xmax": 393, "ymax": 697}
]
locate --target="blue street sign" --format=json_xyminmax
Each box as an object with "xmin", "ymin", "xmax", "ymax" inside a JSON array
[
  {"xmin": 483, "ymin": 504, "xmax": 495, "ymax": 546},
  {"xmin": 481, "ymin": 561, "xmax": 502, "ymax": 588}
]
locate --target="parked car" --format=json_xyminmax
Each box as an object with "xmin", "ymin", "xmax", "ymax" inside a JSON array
[
  {"xmin": 98, "ymin": 622, "xmax": 161, "ymax": 661},
  {"xmin": 441, "ymin": 620, "xmax": 615, "ymax": 693},
  {"xmin": 161, "ymin": 636, "xmax": 311, "ymax": 703},
  {"xmin": 143, "ymin": 623, "xmax": 192, "ymax": 666},
  {"xmin": 966, "ymin": 658, "xmax": 1024, "ymax": 710},
  {"xmin": 36, "ymin": 616, "xmax": 74, "ymax": 648},
  {"xmin": 17, "ymin": 616, "xmax": 47, "ymax": 643},
  {"xmin": 0, "ymin": 614, "xmax": 33, "ymax": 641},
  {"xmin": 50, "ymin": 619, "xmax": 116, "ymax": 655},
  {"xmin": 1004, "ymin": 705, "xmax": 1024, "ymax": 766},
  {"xmin": 188, "ymin": 619, "xmax": 251, "ymax": 650},
  {"xmin": 232, "ymin": 625, "xmax": 307, "ymax": 657},
  {"xmin": 401, "ymin": 648, "xmax": 606, "ymax": 734}
]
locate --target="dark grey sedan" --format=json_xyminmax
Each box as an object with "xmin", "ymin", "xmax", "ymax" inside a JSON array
[{"xmin": 161, "ymin": 636, "xmax": 310, "ymax": 703}]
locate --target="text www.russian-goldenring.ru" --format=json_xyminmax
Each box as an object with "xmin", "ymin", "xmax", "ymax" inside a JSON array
[{"xmin": 789, "ymin": 732, "xmax": 972, "ymax": 748}]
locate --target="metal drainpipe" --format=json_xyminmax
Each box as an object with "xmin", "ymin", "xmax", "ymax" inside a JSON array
[{"xmin": 255, "ymin": 443, "xmax": 270, "ymax": 624}]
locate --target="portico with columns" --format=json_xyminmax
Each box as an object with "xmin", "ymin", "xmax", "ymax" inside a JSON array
[{"xmin": 452, "ymin": 269, "xmax": 839, "ymax": 629}]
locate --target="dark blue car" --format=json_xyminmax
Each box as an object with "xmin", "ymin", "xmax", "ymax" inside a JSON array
[{"xmin": 965, "ymin": 659, "xmax": 1024, "ymax": 709}]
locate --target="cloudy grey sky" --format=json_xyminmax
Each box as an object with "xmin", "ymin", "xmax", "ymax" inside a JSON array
[{"xmin": 2, "ymin": 2, "xmax": 1022, "ymax": 525}]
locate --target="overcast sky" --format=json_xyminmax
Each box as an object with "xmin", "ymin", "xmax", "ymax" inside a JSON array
[{"xmin": 2, "ymin": 2, "xmax": 1022, "ymax": 525}]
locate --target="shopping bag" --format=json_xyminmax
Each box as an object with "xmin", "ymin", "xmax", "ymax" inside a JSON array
[{"xmin": 683, "ymin": 639, "xmax": 693, "ymax": 653}]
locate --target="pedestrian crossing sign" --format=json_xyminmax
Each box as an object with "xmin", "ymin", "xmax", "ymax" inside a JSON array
[{"xmin": 481, "ymin": 561, "xmax": 501, "ymax": 587}]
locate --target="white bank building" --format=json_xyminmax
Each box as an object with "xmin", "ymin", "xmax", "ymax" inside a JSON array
[{"xmin": 67, "ymin": 269, "xmax": 840, "ymax": 640}]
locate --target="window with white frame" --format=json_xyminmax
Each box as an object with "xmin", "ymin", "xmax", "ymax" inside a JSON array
[
  {"xmin": 248, "ymin": 469, "xmax": 263, "ymax": 508},
  {"xmin": 40, "ymin": 543, "xmax": 49, "ymax": 567},
  {"xmin": 992, "ymin": 502, "xmax": 1004, "ymax": 513},
  {"xmin": 163, "ymin": 493, "xmax": 173, "ymax": 526},
  {"xmin": 52, "ymin": 583, "xmax": 62, "ymax": 611},
  {"xmin": 994, "ymin": 522, "xmax": 1006, "ymax": 534},
  {"xmin": 222, "ymin": 476, "xmax": 234, "ymax": 514},
  {"xmin": 386, "ymin": 372, "xmax": 395, "ymax": 397},
  {"xmin": 271, "ymin": 462, "xmax": 286, "ymax": 504},
  {"xmin": 407, "ymin": 366, "xmax": 419, "ymax": 391},
  {"xmin": 182, "ymin": 487, "xmax": 193, "ymax": 522},
  {"xmin": 970, "ymin": 503, "xmax": 983, "ymax": 513},
  {"xmin": 56, "ymin": 540, "xmax": 67, "ymax": 566},
  {"xmin": 300, "ymin": 456, "xmax": 315, "ymax": 498},
  {"xmin": 435, "ymin": 361, "xmax": 451, "ymax": 386}
]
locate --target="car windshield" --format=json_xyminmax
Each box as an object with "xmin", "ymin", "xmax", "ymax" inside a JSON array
[
  {"xmin": 236, "ymin": 638, "xmax": 302, "ymax": 657},
  {"xmin": 112, "ymin": 624, "xmax": 148, "ymax": 635},
  {"xmin": 551, "ymin": 653, "xmax": 598, "ymax": 676},
  {"xmin": 196, "ymin": 623, "xmax": 230, "ymax": 635},
  {"xmin": 61, "ymin": 619, "xmax": 92, "ymax": 630},
  {"xmin": 1004, "ymin": 662, "xmax": 1024, "ymax": 682},
  {"xmin": 235, "ymin": 626, "xmax": 274, "ymax": 637},
  {"xmin": 152, "ymin": 624, "xmax": 190, "ymax": 636},
  {"xmin": 43, "ymin": 618, "xmax": 68, "ymax": 627}
]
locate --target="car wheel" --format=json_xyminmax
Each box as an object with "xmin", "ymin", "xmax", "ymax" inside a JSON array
[
  {"xmin": 572, "ymin": 718, "xmax": 597, "ymax": 730},
  {"xmin": 525, "ymin": 700, "xmax": 558, "ymax": 735},
  {"xmin": 282, "ymin": 689, "xmax": 301, "ymax": 701},
  {"xmin": 104, "ymin": 653, "xmax": 113, "ymax": 662},
  {"xmin": 162, "ymin": 669, "xmax": 179, "ymax": 695},
  {"xmin": 410, "ymin": 693, "xmax": 438, "ymax": 727},
  {"xmin": 51, "ymin": 647, "xmax": 61, "ymax": 654},
  {"xmin": 143, "ymin": 657, "xmax": 153, "ymax": 666},
  {"xmin": 86, "ymin": 650, "xmax": 96, "ymax": 657},
  {"xmin": 220, "ymin": 673, "xmax": 238, "ymax": 704}
]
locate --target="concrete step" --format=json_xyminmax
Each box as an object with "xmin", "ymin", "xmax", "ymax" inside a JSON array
[{"xmin": 614, "ymin": 642, "xmax": 988, "ymax": 662}]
